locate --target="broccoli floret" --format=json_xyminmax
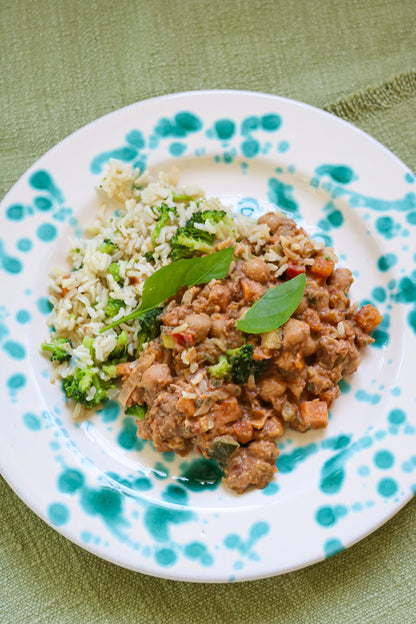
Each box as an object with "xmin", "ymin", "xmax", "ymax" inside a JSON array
[
  {"xmin": 169, "ymin": 231, "xmax": 213, "ymax": 260},
  {"xmin": 208, "ymin": 355, "xmax": 232, "ymax": 380},
  {"xmin": 144, "ymin": 251, "xmax": 155, "ymax": 263},
  {"xmin": 136, "ymin": 307, "xmax": 163, "ymax": 353},
  {"xmin": 101, "ymin": 364, "xmax": 119, "ymax": 378},
  {"xmin": 98, "ymin": 238, "xmax": 116, "ymax": 254},
  {"xmin": 41, "ymin": 337, "xmax": 72, "ymax": 363},
  {"xmin": 109, "ymin": 329, "xmax": 128, "ymax": 363},
  {"xmin": 105, "ymin": 296, "xmax": 124, "ymax": 318},
  {"xmin": 151, "ymin": 204, "xmax": 178, "ymax": 246},
  {"xmin": 171, "ymin": 192, "xmax": 195, "ymax": 202},
  {"xmin": 170, "ymin": 210, "xmax": 234, "ymax": 260},
  {"xmin": 252, "ymin": 359, "xmax": 269, "ymax": 380},
  {"xmin": 208, "ymin": 344, "xmax": 269, "ymax": 385},
  {"xmin": 82, "ymin": 335, "xmax": 95, "ymax": 358},
  {"xmin": 107, "ymin": 262, "xmax": 122, "ymax": 283},
  {"xmin": 228, "ymin": 344, "xmax": 255, "ymax": 384},
  {"xmin": 125, "ymin": 403, "xmax": 147, "ymax": 419},
  {"xmin": 62, "ymin": 366, "xmax": 116, "ymax": 408}
]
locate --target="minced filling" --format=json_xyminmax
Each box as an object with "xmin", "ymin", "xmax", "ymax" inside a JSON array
[{"xmin": 115, "ymin": 212, "xmax": 382, "ymax": 494}]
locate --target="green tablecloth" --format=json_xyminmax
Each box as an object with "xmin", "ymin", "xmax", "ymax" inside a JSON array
[{"xmin": 1, "ymin": 1, "xmax": 415, "ymax": 622}]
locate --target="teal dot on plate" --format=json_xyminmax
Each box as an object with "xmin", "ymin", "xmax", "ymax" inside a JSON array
[
  {"xmin": 2, "ymin": 255, "xmax": 23, "ymax": 274},
  {"xmin": 263, "ymin": 482, "xmax": 279, "ymax": 496},
  {"xmin": 241, "ymin": 138, "xmax": 260, "ymax": 158},
  {"xmin": 2, "ymin": 340, "xmax": 26, "ymax": 359},
  {"xmin": 133, "ymin": 477, "xmax": 152, "ymax": 491},
  {"xmin": 36, "ymin": 223, "xmax": 57, "ymax": 242},
  {"xmin": 174, "ymin": 111, "xmax": 202, "ymax": 133},
  {"xmin": 97, "ymin": 400, "xmax": 120, "ymax": 423},
  {"xmin": 374, "ymin": 450, "xmax": 395, "ymax": 469},
  {"xmin": 7, "ymin": 373, "xmax": 26, "ymax": 391},
  {"xmin": 184, "ymin": 541, "xmax": 207, "ymax": 559},
  {"xmin": 377, "ymin": 253, "xmax": 397, "ymax": 272},
  {"xmin": 23, "ymin": 412, "xmax": 42, "ymax": 431},
  {"xmin": 58, "ymin": 469, "xmax": 85, "ymax": 494},
  {"xmin": 168, "ymin": 142, "xmax": 187, "ymax": 157},
  {"xmin": 125, "ymin": 129, "xmax": 145, "ymax": 149},
  {"xmin": 357, "ymin": 465, "xmax": 370, "ymax": 477},
  {"xmin": 324, "ymin": 538, "xmax": 344, "ymax": 558},
  {"xmin": 316, "ymin": 506, "xmax": 336, "ymax": 527},
  {"xmin": 277, "ymin": 140, "xmax": 289, "ymax": 153},
  {"xmin": 377, "ymin": 477, "xmax": 398, "ymax": 497},
  {"xmin": 214, "ymin": 119, "xmax": 236, "ymax": 140},
  {"xmin": 81, "ymin": 530, "xmax": 92, "ymax": 543},
  {"xmin": 34, "ymin": 196, "xmax": 53, "ymax": 211},
  {"xmin": 16, "ymin": 238, "xmax": 32, "ymax": 252},
  {"xmin": 36, "ymin": 297, "xmax": 53, "ymax": 315},
  {"xmin": 224, "ymin": 534, "xmax": 240, "ymax": 549},
  {"xmin": 6, "ymin": 204, "xmax": 25, "ymax": 221},
  {"xmin": 261, "ymin": 113, "xmax": 282, "ymax": 131},
  {"xmin": 155, "ymin": 548, "xmax": 177, "ymax": 567},
  {"xmin": 48, "ymin": 502, "xmax": 70, "ymax": 526},
  {"xmin": 388, "ymin": 409, "xmax": 406, "ymax": 425}
]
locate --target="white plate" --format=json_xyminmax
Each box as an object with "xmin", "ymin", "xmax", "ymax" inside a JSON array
[{"xmin": 1, "ymin": 90, "xmax": 415, "ymax": 583}]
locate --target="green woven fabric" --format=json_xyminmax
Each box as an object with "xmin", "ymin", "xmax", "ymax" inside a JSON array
[{"xmin": 1, "ymin": 1, "xmax": 415, "ymax": 622}]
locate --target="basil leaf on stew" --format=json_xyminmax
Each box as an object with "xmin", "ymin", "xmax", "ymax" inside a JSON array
[
  {"xmin": 236, "ymin": 273, "xmax": 306, "ymax": 334},
  {"xmin": 101, "ymin": 246, "xmax": 234, "ymax": 332}
]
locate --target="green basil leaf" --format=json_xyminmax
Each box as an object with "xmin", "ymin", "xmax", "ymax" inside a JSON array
[
  {"xmin": 140, "ymin": 245, "xmax": 234, "ymax": 312},
  {"xmin": 236, "ymin": 273, "xmax": 306, "ymax": 334},
  {"xmin": 101, "ymin": 246, "xmax": 234, "ymax": 332}
]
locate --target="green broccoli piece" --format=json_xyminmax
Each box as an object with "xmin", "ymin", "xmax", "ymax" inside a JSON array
[
  {"xmin": 98, "ymin": 238, "xmax": 116, "ymax": 254},
  {"xmin": 170, "ymin": 210, "xmax": 233, "ymax": 260},
  {"xmin": 62, "ymin": 366, "xmax": 116, "ymax": 409},
  {"xmin": 208, "ymin": 344, "xmax": 269, "ymax": 385},
  {"xmin": 107, "ymin": 262, "xmax": 122, "ymax": 284},
  {"xmin": 41, "ymin": 337, "xmax": 72, "ymax": 363},
  {"xmin": 101, "ymin": 364, "xmax": 119, "ymax": 378},
  {"xmin": 136, "ymin": 307, "xmax": 163, "ymax": 353},
  {"xmin": 105, "ymin": 296, "xmax": 124, "ymax": 318},
  {"xmin": 151, "ymin": 204, "xmax": 178, "ymax": 246},
  {"xmin": 208, "ymin": 355, "xmax": 232, "ymax": 380},
  {"xmin": 144, "ymin": 251, "xmax": 155, "ymax": 263},
  {"xmin": 252, "ymin": 359, "xmax": 269, "ymax": 380},
  {"xmin": 169, "ymin": 231, "xmax": 213, "ymax": 260},
  {"xmin": 171, "ymin": 192, "xmax": 195, "ymax": 203},
  {"xmin": 125, "ymin": 403, "xmax": 147, "ymax": 419},
  {"xmin": 227, "ymin": 344, "xmax": 255, "ymax": 384},
  {"xmin": 82, "ymin": 335, "xmax": 95, "ymax": 359},
  {"xmin": 109, "ymin": 329, "xmax": 128, "ymax": 363}
]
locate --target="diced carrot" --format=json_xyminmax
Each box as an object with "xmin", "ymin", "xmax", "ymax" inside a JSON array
[
  {"xmin": 298, "ymin": 400, "xmax": 328, "ymax": 430},
  {"xmin": 286, "ymin": 263, "xmax": 306, "ymax": 279},
  {"xmin": 61, "ymin": 274, "xmax": 71, "ymax": 296},
  {"xmin": 177, "ymin": 397, "xmax": 196, "ymax": 417},
  {"xmin": 241, "ymin": 278, "xmax": 266, "ymax": 303},
  {"xmin": 310, "ymin": 256, "xmax": 334, "ymax": 278},
  {"xmin": 213, "ymin": 397, "xmax": 242, "ymax": 426},
  {"xmin": 355, "ymin": 304, "xmax": 383, "ymax": 333}
]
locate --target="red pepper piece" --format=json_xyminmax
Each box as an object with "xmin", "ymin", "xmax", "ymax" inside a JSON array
[
  {"xmin": 173, "ymin": 332, "xmax": 195, "ymax": 348},
  {"xmin": 286, "ymin": 264, "xmax": 306, "ymax": 279}
]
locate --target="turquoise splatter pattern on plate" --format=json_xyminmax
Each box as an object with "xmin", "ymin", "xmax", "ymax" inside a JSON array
[{"xmin": 1, "ymin": 91, "xmax": 415, "ymax": 582}]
